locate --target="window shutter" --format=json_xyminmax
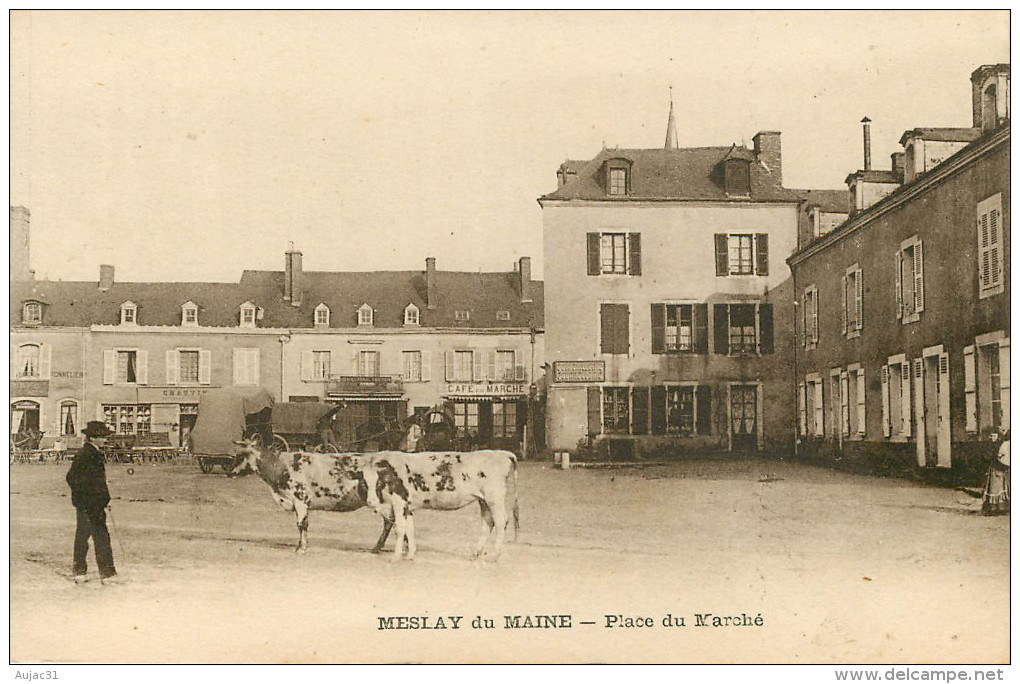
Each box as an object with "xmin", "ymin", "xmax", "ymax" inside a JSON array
[
  {"xmin": 999, "ymin": 338, "xmax": 1010, "ymax": 430},
  {"xmin": 907, "ymin": 360, "xmax": 920, "ymax": 439},
  {"xmin": 855, "ymin": 269, "xmax": 864, "ymax": 330},
  {"xmin": 445, "ymin": 351, "xmax": 454, "ymax": 382},
  {"xmin": 514, "ymin": 349, "xmax": 525, "ymax": 382},
  {"xmin": 40, "ymin": 344, "xmax": 52, "ymax": 380},
  {"xmin": 627, "ymin": 233, "xmax": 641, "ymax": 275},
  {"xmin": 894, "ymin": 252, "xmax": 902, "ymax": 319},
  {"xmin": 473, "ymin": 350, "xmax": 484, "ymax": 381},
  {"xmin": 978, "ymin": 210, "xmax": 991, "ymax": 288},
  {"xmin": 810, "ymin": 290, "xmax": 819, "ymax": 344},
  {"xmin": 813, "ymin": 382, "xmax": 824, "ymax": 436},
  {"xmin": 715, "ymin": 234, "xmax": 728, "ymax": 276},
  {"xmin": 166, "ymin": 350, "xmax": 179, "ymax": 386},
  {"xmin": 586, "ymin": 386, "xmax": 601, "ymax": 436},
  {"xmin": 631, "ymin": 387, "xmax": 649, "ymax": 435},
  {"xmin": 696, "ymin": 385, "xmax": 712, "ymax": 435},
  {"xmin": 989, "ymin": 208, "xmax": 1001, "ymax": 288},
  {"xmin": 617, "ymin": 305, "xmax": 630, "ymax": 355},
  {"xmin": 840, "ymin": 371, "xmax": 850, "ymax": 437},
  {"xmin": 795, "ymin": 383, "xmax": 803, "ymax": 436},
  {"xmin": 713, "ymin": 304, "xmax": 729, "ymax": 355},
  {"xmin": 251, "ymin": 349, "xmax": 260, "ymax": 385},
  {"xmin": 694, "ymin": 304, "xmax": 709, "ymax": 354},
  {"xmin": 841, "ymin": 275, "xmax": 848, "ymax": 335},
  {"xmin": 199, "ymin": 350, "xmax": 212, "ymax": 385},
  {"xmin": 802, "ymin": 295, "xmax": 808, "ymax": 347},
  {"xmin": 136, "ymin": 350, "xmax": 148, "ymax": 385},
  {"xmin": 963, "ymin": 345, "xmax": 977, "ymax": 433},
  {"xmin": 421, "ymin": 351, "xmax": 431, "ymax": 382},
  {"xmin": 856, "ymin": 369, "xmax": 866, "ymax": 436},
  {"xmin": 600, "ymin": 304, "xmax": 614, "ymax": 354},
  {"xmin": 650, "ymin": 385, "xmax": 667, "ymax": 435},
  {"xmin": 758, "ymin": 303, "xmax": 773, "ymax": 354},
  {"xmin": 587, "ymin": 233, "xmax": 601, "ymax": 275},
  {"xmin": 913, "ymin": 240, "xmax": 924, "ymax": 313},
  {"xmin": 300, "ymin": 350, "xmax": 313, "ymax": 381},
  {"xmin": 754, "ymin": 234, "xmax": 768, "ymax": 276},
  {"xmin": 650, "ymin": 304, "xmax": 665, "ymax": 354},
  {"xmin": 881, "ymin": 366, "xmax": 890, "ymax": 437},
  {"xmin": 103, "ymin": 350, "xmax": 116, "ymax": 385}
]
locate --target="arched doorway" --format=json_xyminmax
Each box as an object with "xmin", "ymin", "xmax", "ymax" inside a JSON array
[{"xmin": 10, "ymin": 400, "xmax": 42, "ymax": 450}]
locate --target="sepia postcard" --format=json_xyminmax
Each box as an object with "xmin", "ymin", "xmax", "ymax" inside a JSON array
[{"xmin": 8, "ymin": 10, "xmax": 1011, "ymax": 673}]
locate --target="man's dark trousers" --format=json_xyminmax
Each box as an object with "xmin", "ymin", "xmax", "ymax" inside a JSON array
[{"xmin": 73, "ymin": 506, "xmax": 116, "ymax": 578}]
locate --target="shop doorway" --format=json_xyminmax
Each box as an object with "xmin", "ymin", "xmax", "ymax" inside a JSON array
[{"xmin": 10, "ymin": 400, "xmax": 42, "ymax": 450}]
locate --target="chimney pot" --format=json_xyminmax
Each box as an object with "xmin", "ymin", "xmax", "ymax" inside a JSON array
[
  {"xmin": 425, "ymin": 257, "xmax": 437, "ymax": 310},
  {"xmin": 98, "ymin": 264, "xmax": 114, "ymax": 292},
  {"xmin": 284, "ymin": 246, "xmax": 303, "ymax": 305}
]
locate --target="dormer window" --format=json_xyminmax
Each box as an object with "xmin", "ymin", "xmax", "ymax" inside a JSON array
[
  {"xmin": 454, "ymin": 310, "xmax": 470, "ymax": 322},
  {"xmin": 496, "ymin": 310, "xmax": 511, "ymax": 322},
  {"xmin": 239, "ymin": 301, "xmax": 256, "ymax": 328},
  {"xmin": 358, "ymin": 304, "xmax": 374, "ymax": 327},
  {"xmin": 404, "ymin": 303, "xmax": 420, "ymax": 326},
  {"xmin": 181, "ymin": 301, "xmax": 199, "ymax": 327},
  {"xmin": 723, "ymin": 159, "xmax": 751, "ymax": 196},
  {"xmin": 314, "ymin": 303, "xmax": 330, "ymax": 328},
  {"xmin": 603, "ymin": 158, "xmax": 633, "ymax": 196},
  {"xmin": 22, "ymin": 301, "xmax": 41, "ymax": 324},
  {"xmin": 120, "ymin": 301, "xmax": 138, "ymax": 325}
]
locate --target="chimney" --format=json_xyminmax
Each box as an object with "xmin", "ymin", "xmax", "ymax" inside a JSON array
[
  {"xmin": 425, "ymin": 257, "xmax": 437, "ymax": 310},
  {"xmin": 518, "ymin": 256, "xmax": 532, "ymax": 303},
  {"xmin": 861, "ymin": 117, "xmax": 872, "ymax": 171},
  {"xmin": 284, "ymin": 242, "xmax": 303, "ymax": 306},
  {"xmin": 752, "ymin": 131, "xmax": 782, "ymax": 185},
  {"xmin": 890, "ymin": 151, "xmax": 905, "ymax": 181},
  {"xmin": 9, "ymin": 206, "xmax": 31, "ymax": 282},
  {"xmin": 98, "ymin": 264, "xmax": 114, "ymax": 292}
]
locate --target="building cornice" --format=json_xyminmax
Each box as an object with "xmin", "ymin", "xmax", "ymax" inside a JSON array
[
  {"xmin": 788, "ymin": 127, "xmax": 1009, "ymax": 267},
  {"xmin": 537, "ymin": 197, "xmax": 800, "ymax": 209}
]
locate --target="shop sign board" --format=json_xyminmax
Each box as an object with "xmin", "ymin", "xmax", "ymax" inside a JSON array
[
  {"xmin": 553, "ymin": 361, "xmax": 606, "ymax": 383},
  {"xmin": 445, "ymin": 382, "xmax": 526, "ymax": 397}
]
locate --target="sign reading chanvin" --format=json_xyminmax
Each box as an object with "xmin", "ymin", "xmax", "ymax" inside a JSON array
[
  {"xmin": 445, "ymin": 383, "xmax": 526, "ymax": 397},
  {"xmin": 553, "ymin": 361, "xmax": 606, "ymax": 383}
]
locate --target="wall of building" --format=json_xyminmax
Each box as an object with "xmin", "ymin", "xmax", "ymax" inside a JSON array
[
  {"xmin": 543, "ymin": 201, "xmax": 799, "ymax": 453},
  {"xmin": 792, "ymin": 137, "xmax": 1009, "ymax": 473},
  {"xmin": 10, "ymin": 328, "xmax": 86, "ymax": 448}
]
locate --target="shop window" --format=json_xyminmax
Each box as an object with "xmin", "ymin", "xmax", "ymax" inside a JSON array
[
  {"xmin": 492, "ymin": 401, "xmax": 517, "ymax": 438},
  {"xmin": 666, "ymin": 386, "xmax": 695, "ymax": 435},
  {"xmin": 602, "ymin": 387, "xmax": 630, "ymax": 434},
  {"xmin": 715, "ymin": 234, "xmax": 768, "ymax": 276},
  {"xmin": 60, "ymin": 401, "xmax": 78, "ymax": 436},
  {"xmin": 22, "ymin": 301, "xmax": 41, "ymax": 324},
  {"xmin": 454, "ymin": 403, "xmax": 479, "ymax": 437},
  {"xmin": 103, "ymin": 404, "xmax": 151, "ymax": 435},
  {"xmin": 586, "ymin": 232, "xmax": 641, "ymax": 276}
]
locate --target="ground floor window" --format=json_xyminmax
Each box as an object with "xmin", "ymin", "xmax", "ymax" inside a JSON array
[
  {"xmin": 602, "ymin": 387, "xmax": 630, "ymax": 434},
  {"xmin": 590, "ymin": 385, "xmax": 711, "ymax": 436},
  {"xmin": 103, "ymin": 404, "xmax": 152, "ymax": 435},
  {"xmin": 60, "ymin": 401, "xmax": 78, "ymax": 436},
  {"xmin": 492, "ymin": 401, "xmax": 517, "ymax": 438},
  {"xmin": 666, "ymin": 386, "xmax": 695, "ymax": 434},
  {"xmin": 454, "ymin": 402, "xmax": 480, "ymax": 436}
]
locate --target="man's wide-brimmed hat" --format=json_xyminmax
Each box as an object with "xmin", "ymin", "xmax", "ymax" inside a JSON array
[{"xmin": 83, "ymin": 421, "xmax": 113, "ymax": 438}]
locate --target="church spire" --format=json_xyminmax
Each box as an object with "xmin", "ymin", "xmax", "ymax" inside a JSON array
[{"xmin": 664, "ymin": 86, "xmax": 678, "ymax": 149}]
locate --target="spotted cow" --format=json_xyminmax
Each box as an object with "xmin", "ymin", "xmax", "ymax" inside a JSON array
[
  {"xmin": 363, "ymin": 450, "xmax": 519, "ymax": 562},
  {"xmin": 228, "ymin": 438, "xmax": 391, "ymax": 554}
]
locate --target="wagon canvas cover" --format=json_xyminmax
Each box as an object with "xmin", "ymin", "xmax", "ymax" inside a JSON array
[
  {"xmin": 272, "ymin": 401, "xmax": 340, "ymax": 435},
  {"xmin": 190, "ymin": 387, "xmax": 275, "ymax": 456}
]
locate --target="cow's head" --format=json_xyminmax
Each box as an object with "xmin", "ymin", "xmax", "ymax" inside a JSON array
[{"xmin": 227, "ymin": 437, "xmax": 262, "ymax": 478}]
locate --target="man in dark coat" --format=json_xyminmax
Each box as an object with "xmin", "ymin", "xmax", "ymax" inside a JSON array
[{"xmin": 66, "ymin": 421, "xmax": 120, "ymax": 584}]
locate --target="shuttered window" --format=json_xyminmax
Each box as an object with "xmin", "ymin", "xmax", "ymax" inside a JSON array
[
  {"xmin": 586, "ymin": 232, "xmax": 642, "ymax": 276},
  {"xmin": 232, "ymin": 348, "xmax": 260, "ymax": 386},
  {"xmin": 896, "ymin": 237, "xmax": 924, "ymax": 323},
  {"xmin": 803, "ymin": 286, "xmax": 819, "ymax": 348},
  {"xmin": 843, "ymin": 264, "xmax": 863, "ymax": 336},
  {"xmin": 714, "ymin": 233, "xmax": 768, "ymax": 276},
  {"xmin": 651, "ymin": 303, "xmax": 708, "ymax": 354},
  {"xmin": 712, "ymin": 303, "xmax": 773, "ymax": 355},
  {"xmin": 600, "ymin": 303, "xmax": 630, "ymax": 355},
  {"xmin": 977, "ymin": 193, "xmax": 1004, "ymax": 298}
]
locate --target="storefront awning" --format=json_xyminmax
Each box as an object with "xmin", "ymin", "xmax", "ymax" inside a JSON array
[
  {"xmin": 445, "ymin": 395, "xmax": 525, "ymax": 402},
  {"xmin": 326, "ymin": 394, "xmax": 405, "ymax": 402}
]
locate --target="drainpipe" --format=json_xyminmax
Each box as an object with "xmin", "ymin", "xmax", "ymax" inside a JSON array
[
  {"xmin": 278, "ymin": 334, "xmax": 290, "ymax": 402},
  {"xmin": 792, "ymin": 281, "xmax": 799, "ymax": 460}
]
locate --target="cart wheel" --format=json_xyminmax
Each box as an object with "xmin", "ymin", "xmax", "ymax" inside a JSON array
[
  {"xmin": 314, "ymin": 443, "xmax": 339, "ymax": 454},
  {"xmin": 272, "ymin": 435, "xmax": 289, "ymax": 452},
  {"xmin": 198, "ymin": 459, "xmax": 213, "ymax": 474}
]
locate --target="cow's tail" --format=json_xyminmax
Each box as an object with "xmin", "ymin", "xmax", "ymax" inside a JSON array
[{"xmin": 507, "ymin": 453, "xmax": 520, "ymax": 541}]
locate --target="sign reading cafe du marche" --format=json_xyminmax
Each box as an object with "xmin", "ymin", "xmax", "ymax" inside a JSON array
[{"xmin": 445, "ymin": 382, "xmax": 526, "ymax": 397}]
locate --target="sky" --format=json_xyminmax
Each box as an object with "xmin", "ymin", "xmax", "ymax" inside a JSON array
[{"xmin": 9, "ymin": 10, "xmax": 1010, "ymax": 283}]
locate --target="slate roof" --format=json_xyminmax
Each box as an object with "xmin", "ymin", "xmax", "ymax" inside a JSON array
[
  {"xmin": 898, "ymin": 127, "xmax": 982, "ymax": 146},
  {"xmin": 540, "ymin": 146, "xmax": 790, "ymax": 202},
  {"xmin": 12, "ymin": 269, "xmax": 545, "ymax": 330},
  {"xmin": 791, "ymin": 188, "xmax": 853, "ymax": 214}
]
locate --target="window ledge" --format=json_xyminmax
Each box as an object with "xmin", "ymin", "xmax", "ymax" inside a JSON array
[
  {"xmin": 979, "ymin": 286, "xmax": 1004, "ymax": 300},
  {"xmin": 846, "ymin": 329, "xmax": 861, "ymax": 340},
  {"xmin": 901, "ymin": 313, "xmax": 921, "ymax": 325}
]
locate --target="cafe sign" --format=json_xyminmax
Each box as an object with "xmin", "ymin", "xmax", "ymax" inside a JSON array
[
  {"xmin": 445, "ymin": 382, "xmax": 526, "ymax": 397},
  {"xmin": 554, "ymin": 360, "xmax": 606, "ymax": 383}
]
